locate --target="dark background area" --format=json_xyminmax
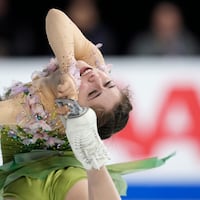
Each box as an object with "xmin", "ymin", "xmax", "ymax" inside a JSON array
[{"xmin": 2, "ymin": 0, "xmax": 200, "ymax": 56}]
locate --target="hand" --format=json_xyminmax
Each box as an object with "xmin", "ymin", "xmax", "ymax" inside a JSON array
[
  {"xmin": 57, "ymin": 60, "xmax": 93, "ymax": 99},
  {"xmin": 60, "ymin": 106, "xmax": 110, "ymax": 170},
  {"xmin": 55, "ymin": 72, "xmax": 78, "ymax": 116},
  {"xmin": 57, "ymin": 73, "xmax": 78, "ymax": 100}
]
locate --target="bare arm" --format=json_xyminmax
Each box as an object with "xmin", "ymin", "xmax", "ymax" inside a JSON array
[
  {"xmin": 58, "ymin": 106, "xmax": 121, "ymax": 200},
  {"xmin": 0, "ymin": 98, "xmax": 23, "ymax": 125},
  {"xmin": 45, "ymin": 8, "xmax": 105, "ymax": 73},
  {"xmin": 87, "ymin": 167, "xmax": 121, "ymax": 200},
  {"xmin": 65, "ymin": 167, "xmax": 121, "ymax": 200}
]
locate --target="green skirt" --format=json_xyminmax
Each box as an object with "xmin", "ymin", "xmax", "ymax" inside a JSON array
[{"xmin": 0, "ymin": 126, "xmax": 175, "ymax": 199}]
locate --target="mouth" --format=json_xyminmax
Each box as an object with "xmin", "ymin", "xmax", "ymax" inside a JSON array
[{"xmin": 80, "ymin": 67, "xmax": 93, "ymax": 76}]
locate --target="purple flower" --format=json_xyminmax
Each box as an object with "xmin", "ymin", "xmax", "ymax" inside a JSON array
[
  {"xmin": 97, "ymin": 64, "xmax": 112, "ymax": 74},
  {"xmin": 6, "ymin": 81, "xmax": 29, "ymax": 96},
  {"xmin": 45, "ymin": 137, "xmax": 65, "ymax": 147},
  {"xmin": 27, "ymin": 121, "xmax": 52, "ymax": 133}
]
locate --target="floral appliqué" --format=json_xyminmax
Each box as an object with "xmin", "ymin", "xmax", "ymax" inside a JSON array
[{"xmin": 1, "ymin": 81, "xmax": 70, "ymax": 151}]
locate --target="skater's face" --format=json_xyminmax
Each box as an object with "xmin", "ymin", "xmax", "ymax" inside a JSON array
[{"xmin": 77, "ymin": 65, "xmax": 121, "ymax": 112}]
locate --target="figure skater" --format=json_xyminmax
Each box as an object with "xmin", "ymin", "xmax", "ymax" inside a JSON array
[{"xmin": 0, "ymin": 8, "xmax": 173, "ymax": 200}]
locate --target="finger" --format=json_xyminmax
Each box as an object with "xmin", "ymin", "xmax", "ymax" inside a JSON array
[
  {"xmin": 56, "ymin": 106, "xmax": 70, "ymax": 115},
  {"xmin": 57, "ymin": 84, "xmax": 69, "ymax": 93},
  {"xmin": 67, "ymin": 92, "xmax": 78, "ymax": 100}
]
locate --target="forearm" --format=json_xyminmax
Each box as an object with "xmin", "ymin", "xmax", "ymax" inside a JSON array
[
  {"xmin": 87, "ymin": 166, "xmax": 121, "ymax": 200},
  {"xmin": 58, "ymin": 104, "xmax": 119, "ymax": 199},
  {"xmin": 77, "ymin": 40, "xmax": 105, "ymax": 67},
  {"xmin": 46, "ymin": 8, "xmax": 75, "ymax": 73},
  {"xmin": 45, "ymin": 8, "xmax": 105, "ymax": 72}
]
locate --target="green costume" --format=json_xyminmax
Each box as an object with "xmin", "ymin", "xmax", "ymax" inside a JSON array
[
  {"xmin": 0, "ymin": 126, "xmax": 174, "ymax": 199},
  {"xmin": 0, "ymin": 81, "xmax": 174, "ymax": 199}
]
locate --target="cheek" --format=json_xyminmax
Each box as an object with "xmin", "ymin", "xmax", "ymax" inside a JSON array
[
  {"xmin": 78, "ymin": 88, "xmax": 88, "ymax": 106},
  {"xmin": 78, "ymin": 82, "xmax": 87, "ymax": 98},
  {"xmin": 79, "ymin": 79, "xmax": 88, "ymax": 91}
]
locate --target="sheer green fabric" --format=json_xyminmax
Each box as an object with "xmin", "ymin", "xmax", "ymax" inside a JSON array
[{"xmin": 0, "ymin": 126, "xmax": 175, "ymax": 197}]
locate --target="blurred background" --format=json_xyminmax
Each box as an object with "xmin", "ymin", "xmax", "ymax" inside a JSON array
[
  {"xmin": 1, "ymin": 0, "xmax": 200, "ymax": 56},
  {"xmin": 1, "ymin": 0, "xmax": 200, "ymax": 199}
]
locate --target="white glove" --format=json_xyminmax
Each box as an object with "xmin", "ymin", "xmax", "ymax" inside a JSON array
[{"xmin": 60, "ymin": 107, "xmax": 110, "ymax": 170}]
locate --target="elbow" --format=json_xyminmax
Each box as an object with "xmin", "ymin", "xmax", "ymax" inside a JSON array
[
  {"xmin": 47, "ymin": 8, "xmax": 60, "ymax": 16},
  {"xmin": 46, "ymin": 8, "xmax": 64, "ymax": 21}
]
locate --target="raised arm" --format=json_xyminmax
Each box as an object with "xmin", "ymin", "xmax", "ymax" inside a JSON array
[
  {"xmin": 45, "ymin": 8, "xmax": 105, "ymax": 73},
  {"xmin": 56, "ymin": 100, "xmax": 121, "ymax": 200}
]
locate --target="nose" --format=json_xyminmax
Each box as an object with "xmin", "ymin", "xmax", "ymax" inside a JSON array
[
  {"xmin": 88, "ymin": 73, "xmax": 103, "ymax": 88},
  {"xmin": 88, "ymin": 74, "xmax": 95, "ymax": 82}
]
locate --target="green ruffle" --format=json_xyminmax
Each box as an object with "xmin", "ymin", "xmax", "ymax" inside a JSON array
[
  {"xmin": 0, "ymin": 149, "xmax": 175, "ymax": 196},
  {"xmin": 107, "ymin": 152, "xmax": 175, "ymax": 195},
  {"xmin": 0, "ymin": 125, "xmax": 175, "ymax": 196}
]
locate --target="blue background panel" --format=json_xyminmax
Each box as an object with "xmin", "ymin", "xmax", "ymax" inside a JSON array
[{"xmin": 121, "ymin": 184, "xmax": 200, "ymax": 200}]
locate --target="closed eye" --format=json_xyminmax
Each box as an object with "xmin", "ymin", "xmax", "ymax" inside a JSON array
[
  {"xmin": 104, "ymin": 81, "xmax": 115, "ymax": 88},
  {"xmin": 88, "ymin": 90, "xmax": 101, "ymax": 99},
  {"xmin": 88, "ymin": 90, "xmax": 97, "ymax": 96},
  {"xmin": 88, "ymin": 81, "xmax": 115, "ymax": 100}
]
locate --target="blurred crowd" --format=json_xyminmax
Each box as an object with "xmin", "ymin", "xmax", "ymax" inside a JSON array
[{"xmin": 1, "ymin": 0, "xmax": 200, "ymax": 57}]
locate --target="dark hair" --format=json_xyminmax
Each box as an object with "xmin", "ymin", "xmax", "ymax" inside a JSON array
[{"xmin": 92, "ymin": 87, "xmax": 133, "ymax": 140}]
